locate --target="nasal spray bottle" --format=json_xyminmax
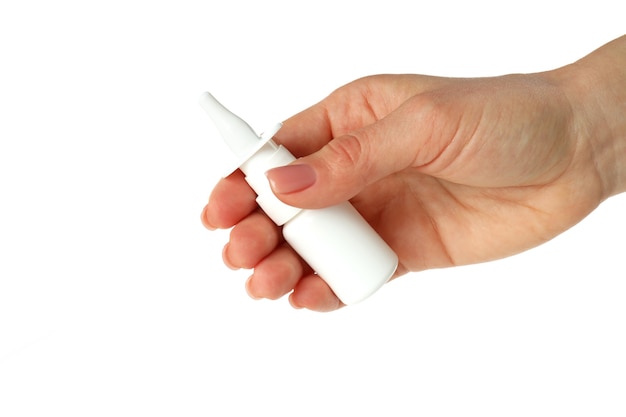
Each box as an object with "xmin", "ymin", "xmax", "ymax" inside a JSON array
[{"xmin": 200, "ymin": 92, "xmax": 398, "ymax": 305}]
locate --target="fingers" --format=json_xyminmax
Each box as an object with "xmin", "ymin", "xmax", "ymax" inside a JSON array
[
  {"xmin": 202, "ymin": 170, "xmax": 257, "ymax": 229},
  {"xmin": 228, "ymin": 219, "xmax": 344, "ymax": 311},
  {"xmin": 227, "ymin": 224, "xmax": 345, "ymax": 311},
  {"xmin": 210, "ymin": 199, "xmax": 344, "ymax": 311},
  {"xmin": 245, "ymin": 242, "xmax": 344, "ymax": 312},
  {"xmin": 245, "ymin": 243, "xmax": 305, "ymax": 300},
  {"xmin": 244, "ymin": 241, "xmax": 345, "ymax": 311},
  {"xmin": 289, "ymin": 275, "xmax": 344, "ymax": 312},
  {"xmin": 223, "ymin": 211, "xmax": 281, "ymax": 269}
]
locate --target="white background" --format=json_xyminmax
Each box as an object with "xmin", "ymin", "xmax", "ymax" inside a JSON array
[{"xmin": 1, "ymin": 1, "xmax": 624, "ymax": 416}]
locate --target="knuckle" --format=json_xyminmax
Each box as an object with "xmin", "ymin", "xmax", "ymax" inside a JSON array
[
  {"xmin": 326, "ymin": 133, "xmax": 366, "ymax": 170},
  {"xmin": 323, "ymin": 133, "xmax": 371, "ymax": 191}
]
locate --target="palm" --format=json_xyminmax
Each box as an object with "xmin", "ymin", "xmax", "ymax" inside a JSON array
[{"xmin": 352, "ymin": 171, "xmax": 588, "ymax": 276}]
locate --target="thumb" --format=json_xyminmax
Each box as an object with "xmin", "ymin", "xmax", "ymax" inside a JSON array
[{"xmin": 266, "ymin": 106, "xmax": 423, "ymax": 209}]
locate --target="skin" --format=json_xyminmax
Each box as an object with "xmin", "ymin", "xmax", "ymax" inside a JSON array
[{"xmin": 201, "ymin": 35, "xmax": 626, "ymax": 312}]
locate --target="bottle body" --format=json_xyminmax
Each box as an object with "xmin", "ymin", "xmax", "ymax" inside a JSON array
[
  {"xmin": 282, "ymin": 203, "xmax": 398, "ymax": 305},
  {"xmin": 240, "ymin": 140, "xmax": 398, "ymax": 305}
]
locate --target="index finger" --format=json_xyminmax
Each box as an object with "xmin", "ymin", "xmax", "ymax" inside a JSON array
[
  {"xmin": 203, "ymin": 170, "xmax": 258, "ymax": 229},
  {"xmin": 273, "ymin": 103, "xmax": 332, "ymax": 157}
]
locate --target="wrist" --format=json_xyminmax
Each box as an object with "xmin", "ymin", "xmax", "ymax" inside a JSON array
[{"xmin": 549, "ymin": 36, "xmax": 626, "ymax": 199}]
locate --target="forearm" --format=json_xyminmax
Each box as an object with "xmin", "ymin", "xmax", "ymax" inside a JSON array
[{"xmin": 551, "ymin": 35, "xmax": 626, "ymax": 199}]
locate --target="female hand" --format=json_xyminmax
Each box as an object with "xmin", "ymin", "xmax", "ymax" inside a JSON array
[{"xmin": 202, "ymin": 36, "xmax": 626, "ymax": 311}]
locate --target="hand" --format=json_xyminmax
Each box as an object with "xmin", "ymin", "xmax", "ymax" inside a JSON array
[{"xmin": 201, "ymin": 36, "xmax": 626, "ymax": 312}]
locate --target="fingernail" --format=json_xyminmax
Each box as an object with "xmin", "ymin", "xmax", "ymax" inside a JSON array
[
  {"xmin": 200, "ymin": 204, "xmax": 216, "ymax": 231},
  {"xmin": 222, "ymin": 244, "xmax": 239, "ymax": 270},
  {"xmin": 288, "ymin": 294, "xmax": 304, "ymax": 310},
  {"xmin": 245, "ymin": 275, "xmax": 262, "ymax": 300},
  {"xmin": 266, "ymin": 164, "xmax": 316, "ymax": 194}
]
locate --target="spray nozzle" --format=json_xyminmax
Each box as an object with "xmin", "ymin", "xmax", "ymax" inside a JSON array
[{"xmin": 199, "ymin": 92, "xmax": 282, "ymax": 175}]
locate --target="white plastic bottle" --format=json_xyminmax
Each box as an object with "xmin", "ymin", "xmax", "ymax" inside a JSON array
[{"xmin": 200, "ymin": 92, "xmax": 398, "ymax": 305}]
